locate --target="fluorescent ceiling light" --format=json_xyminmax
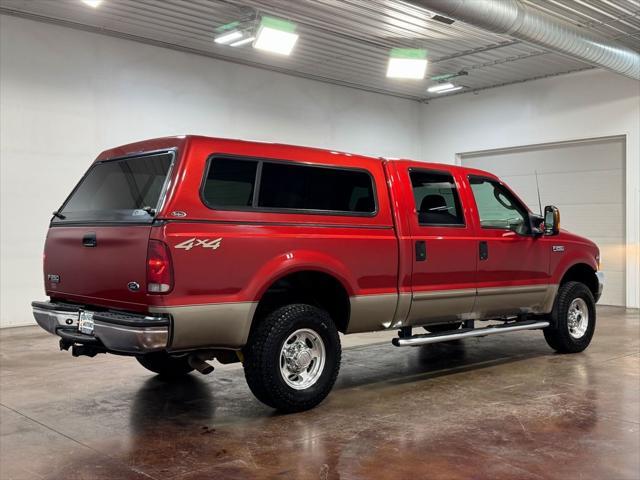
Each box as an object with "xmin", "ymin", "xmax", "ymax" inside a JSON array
[
  {"xmin": 230, "ymin": 36, "xmax": 255, "ymax": 47},
  {"xmin": 436, "ymin": 85, "xmax": 463, "ymax": 94},
  {"xmin": 214, "ymin": 30, "xmax": 243, "ymax": 45},
  {"xmin": 386, "ymin": 48, "xmax": 428, "ymax": 80},
  {"xmin": 427, "ymin": 82, "xmax": 455, "ymax": 93},
  {"xmin": 254, "ymin": 28, "xmax": 298, "ymax": 55},
  {"xmin": 81, "ymin": 0, "xmax": 102, "ymax": 7},
  {"xmin": 386, "ymin": 58, "xmax": 428, "ymax": 79},
  {"xmin": 254, "ymin": 16, "xmax": 299, "ymax": 56}
]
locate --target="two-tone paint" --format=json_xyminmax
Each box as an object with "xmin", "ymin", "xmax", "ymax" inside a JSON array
[{"xmin": 42, "ymin": 135, "xmax": 601, "ymax": 351}]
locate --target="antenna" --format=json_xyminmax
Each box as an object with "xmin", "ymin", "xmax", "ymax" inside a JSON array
[{"xmin": 534, "ymin": 170, "xmax": 542, "ymax": 215}]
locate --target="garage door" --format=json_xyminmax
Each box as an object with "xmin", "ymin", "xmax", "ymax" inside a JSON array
[{"xmin": 460, "ymin": 136, "xmax": 625, "ymax": 306}]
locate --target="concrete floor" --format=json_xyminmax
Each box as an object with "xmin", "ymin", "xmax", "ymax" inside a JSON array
[{"xmin": 0, "ymin": 306, "xmax": 638, "ymax": 480}]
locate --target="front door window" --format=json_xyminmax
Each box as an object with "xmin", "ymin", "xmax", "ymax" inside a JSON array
[{"xmin": 468, "ymin": 176, "xmax": 530, "ymax": 235}]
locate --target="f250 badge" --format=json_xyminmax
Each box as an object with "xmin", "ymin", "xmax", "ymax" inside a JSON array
[
  {"xmin": 552, "ymin": 245, "xmax": 565, "ymax": 252},
  {"xmin": 175, "ymin": 237, "xmax": 222, "ymax": 251}
]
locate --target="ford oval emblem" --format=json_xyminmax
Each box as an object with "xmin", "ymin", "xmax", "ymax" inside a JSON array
[
  {"xmin": 171, "ymin": 211, "xmax": 187, "ymax": 217},
  {"xmin": 127, "ymin": 281, "xmax": 140, "ymax": 292}
]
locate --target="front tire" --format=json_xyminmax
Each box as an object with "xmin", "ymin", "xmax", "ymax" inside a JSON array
[
  {"xmin": 544, "ymin": 281, "xmax": 596, "ymax": 353},
  {"xmin": 243, "ymin": 304, "xmax": 341, "ymax": 413},
  {"xmin": 136, "ymin": 352, "xmax": 194, "ymax": 377}
]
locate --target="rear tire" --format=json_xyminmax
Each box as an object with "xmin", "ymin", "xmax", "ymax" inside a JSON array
[
  {"xmin": 136, "ymin": 352, "xmax": 194, "ymax": 377},
  {"xmin": 544, "ymin": 281, "xmax": 596, "ymax": 353},
  {"xmin": 424, "ymin": 322, "xmax": 463, "ymax": 334},
  {"xmin": 243, "ymin": 304, "xmax": 341, "ymax": 413}
]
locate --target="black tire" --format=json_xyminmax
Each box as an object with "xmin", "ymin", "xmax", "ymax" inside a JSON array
[
  {"xmin": 424, "ymin": 322, "xmax": 463, "ymax": 334},
  {"xmin": 243, "ymin": 304, "xmax": 341, "ymax": 413},
  {"xmin": 544, "ymin": 281, "xmax": 596, "ymax": 353},
  {"xmin": 136, "ymin": 352, "xmax": 194, "ymax": 377}
]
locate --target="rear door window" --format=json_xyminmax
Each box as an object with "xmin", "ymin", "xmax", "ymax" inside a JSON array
[
  {"xmin": 54, "ymin": 152, "xmax": 173, "ymax": 224},
  {"xmin": 410, "ymin": 170, "xmax": 465, "ymax": 226}
]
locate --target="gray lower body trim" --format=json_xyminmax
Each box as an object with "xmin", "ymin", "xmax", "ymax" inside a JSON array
[
  {"xmin": 347, "ymin": 293, "xmax": 399, "ymax": 334},
  {"xmin": 409, "ymin": 289, "xmax": 476, "ymax": 326},
  {"xmin": 382, "ymin": 284, "xmax": 558, "ymax": 329},
  {"xmin": 153, "ymin": 284, "xmax": 558, "ymax": 350},
  {"xmin": 150, "ymin": 302, "xmax": 257, "ymax": 350},
  {"xmin": 595, "ymin": 271, "xmax": 604, "ymax": 302},
  {"xmin": 391, "ymin": 292, "xmax": 412, "ymax": 328},
  {"xmin": 473, "ymin": 284, "xmax": 557, "ymax": 318}
]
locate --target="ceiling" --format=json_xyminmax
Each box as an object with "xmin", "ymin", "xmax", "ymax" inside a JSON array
[{"xmin": 1, "ymin": 0, "xmax": 638, "ymax": 101}]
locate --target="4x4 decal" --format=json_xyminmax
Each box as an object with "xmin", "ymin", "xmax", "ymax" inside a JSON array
[{"xmin": 175, "ymin": 237, "xmax": 222, "ymax": 251}]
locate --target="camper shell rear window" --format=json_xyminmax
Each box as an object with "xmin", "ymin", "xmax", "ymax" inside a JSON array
[{"xmin": 53, "ymin": 151, "xmax": 174, "ymax": 224}]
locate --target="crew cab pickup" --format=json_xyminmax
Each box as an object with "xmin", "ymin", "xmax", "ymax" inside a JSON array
[{"xmin": 33, "ymin": 135, "xmax": 604, "ymax": 412}]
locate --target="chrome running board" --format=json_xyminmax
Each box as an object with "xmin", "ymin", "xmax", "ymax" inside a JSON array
[{"xmin": 392, "ymin": 320, "xmax": 550, "ymax": 347}]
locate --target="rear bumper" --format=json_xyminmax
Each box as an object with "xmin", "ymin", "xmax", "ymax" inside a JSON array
[
  {"xmin": 31, "ymin": 301, "xmax": 170, "ymax": 354},
  {"xmin": 595, "ymin": 271, "xmax": 605, "ymax": 303}
]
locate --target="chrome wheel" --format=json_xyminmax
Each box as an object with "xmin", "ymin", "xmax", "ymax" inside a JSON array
[
  {"xmin": 567, "ymin": 298, "xmax": 589, "ymax": 339},
  {"xmin": 279, "ymin": 328, "xmax": 326, "ymax": 390}
]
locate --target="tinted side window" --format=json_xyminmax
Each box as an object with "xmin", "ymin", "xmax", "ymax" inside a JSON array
[
  {"xmin": 258, "ymin": 163, "xmax": 375, "ymax": 213},
  {"xmin": 203, "ymin": 158, "xmax": 257, "ymax": 207},
  {"xmin": 410, "ymin": 170, "xmax": 464, "ymax": 226},
  {"xmin": 468, "ymin": 176, "xmax": 529, "ymax": 233}
]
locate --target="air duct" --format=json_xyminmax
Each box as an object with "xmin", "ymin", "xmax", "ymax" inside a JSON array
[{"xmin": 414, "ymin": 0, "xmax": 640, "ymax": 80}]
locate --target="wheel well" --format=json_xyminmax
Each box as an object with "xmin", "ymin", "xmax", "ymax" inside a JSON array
[
  {"xmin": 560, "ymin": 263, "xmax": 598, "ymax": 298},
  {"xmin": 253, "ymin": 271, "xmax": 351, "ymax": 333}
]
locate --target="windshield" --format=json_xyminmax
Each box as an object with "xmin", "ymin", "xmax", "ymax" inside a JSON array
[{"xmin": 53, "ymin": 151, "xmax": 173, "ymax": 224}]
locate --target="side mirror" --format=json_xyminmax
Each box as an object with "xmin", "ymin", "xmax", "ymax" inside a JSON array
[
  {"xmin": 529, "ymin": 214, "xmax": 544, "ymax": 237},
  {"xmin": 544, "ymin": 205, "xmax": 560, "ymax": 235}
]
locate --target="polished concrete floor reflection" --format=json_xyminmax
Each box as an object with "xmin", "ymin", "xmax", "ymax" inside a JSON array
[{"xmin": 1, "ymin": 306, "xmax": 638, "ymax": 480}]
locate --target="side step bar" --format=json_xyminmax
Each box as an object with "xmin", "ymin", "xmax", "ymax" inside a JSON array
[{"xmin": 392, "ymin": 320, "xmax": 550, "ymax": 347}]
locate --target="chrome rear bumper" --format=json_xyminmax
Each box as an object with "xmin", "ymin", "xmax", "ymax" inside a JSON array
[{"xmin": 31, "ymin": 301, "xmax": 170, "ymax": 354}]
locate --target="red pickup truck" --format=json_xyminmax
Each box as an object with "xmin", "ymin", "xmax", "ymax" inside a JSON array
[{"xmin": 33, "ymin": 135, "xmax": 603, "ymax": 412}]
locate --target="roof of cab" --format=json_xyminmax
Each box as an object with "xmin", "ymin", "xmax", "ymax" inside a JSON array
[
  {"xmin": 95, "ymin": 135, "xmax": 497, "ymax": 179},
  {"xmin": 396, "ymin": 159, "xmax": 499, "ymax": 180}
]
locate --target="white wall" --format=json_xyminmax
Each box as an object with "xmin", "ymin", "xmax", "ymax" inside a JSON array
[
  {"xmin": 0, "ymin": 15, "xmax": 422, "ymax": 327},
  {"xmin": 421, "ymin": 70, "xmax": 640, "ymax": 308}
]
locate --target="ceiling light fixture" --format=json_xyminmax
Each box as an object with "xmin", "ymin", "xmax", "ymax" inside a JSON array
[
  {"xmin": 386, "ymin": 48, "xmax": 428, "ymax": 80},
  {"xmin": 253, "ymin": 16, "xmax": 299, "ymax": 56},
  {"xmin": 230, "ymin": 36, "xmax": 256, "ymax": 47},
  {"xmin": 436, "ymin": 85, "xmax": 464, "ymax": 94},
  {"xmin": 214, "ymin": 30, "xmax": 244, "ymax": 45},
  {"xmin": 427, "ymin": 82, "xmax": 455, "ymax": 93},
  {"xmin": 431, "ymin": 70, "xmax": 468, "ymax": 82},
  {"xmin": 81, "ymin": 0, "xmax": 103, "ymax": 7}
]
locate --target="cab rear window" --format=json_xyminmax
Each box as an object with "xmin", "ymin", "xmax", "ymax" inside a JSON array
[{"xmin": 53, "ymin": 152, "xmax": 173, "ymax": 224}]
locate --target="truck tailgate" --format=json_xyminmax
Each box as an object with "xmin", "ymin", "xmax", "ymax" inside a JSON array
[{"xmin": 44, "ymin": 225, "xmax": 152, "ymax": 312}]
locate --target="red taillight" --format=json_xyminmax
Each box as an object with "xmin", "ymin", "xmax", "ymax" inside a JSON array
[{"xmin": 147, "ymin": 240, "xmax": 173, "ymax": 294}]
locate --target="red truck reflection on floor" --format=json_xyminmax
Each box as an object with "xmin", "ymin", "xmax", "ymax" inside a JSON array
[{"xmin": 32, "ymin": 135, "xmax": 603, "ymax": 412}]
